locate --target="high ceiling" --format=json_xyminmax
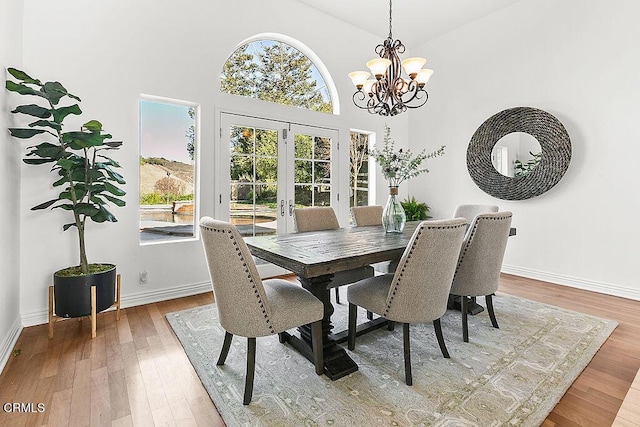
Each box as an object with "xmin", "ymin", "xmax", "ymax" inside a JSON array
[{"xmin": 295, "ymin": 0, "xmax": 522, "ymax": 49}]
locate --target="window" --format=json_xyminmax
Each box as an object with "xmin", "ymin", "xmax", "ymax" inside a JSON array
[
  {"xmin": 139, "ymin": 97, "xmax": 198, "ymax": 243},
  {"xmin": 294, "ymin": 133, "xmax": 332, "ymax": 207},
  {"xmin": 220, "ymin": 38, "xmax": 333, "ymax": 114},
  {"xmin": 350, "ymin": 131, "xmax": 370, "ymax": 209}
]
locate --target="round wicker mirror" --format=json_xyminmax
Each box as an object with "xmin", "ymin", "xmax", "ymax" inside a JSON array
[{"xmin": 467, "ymin": 107, "xmax": 571, "ymax": 200}]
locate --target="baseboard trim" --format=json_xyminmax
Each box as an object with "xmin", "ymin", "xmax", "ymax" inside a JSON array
[
  {"xmin": 21, "ymin": 281, "xmax": 213, "ymax": 327},
  {"xmin": 19, "ymin": 267, "xmax": 639, "ymax": 327},
  {"xmin": 0, "ymin": 317, "xmax": 23, "ymax": 375},
  {"xmin": 502, "ymin": 265, "xmax": 640, "ymax": 301}
]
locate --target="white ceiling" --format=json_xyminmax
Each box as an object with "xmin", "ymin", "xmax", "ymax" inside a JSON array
[{"xmin": 295, "ymin": 0, "xmax": 522, "ymax": 49}]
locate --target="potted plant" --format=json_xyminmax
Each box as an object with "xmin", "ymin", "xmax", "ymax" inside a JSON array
[
  {"xmin": 401, "ymin": 196, "xmax": 431, "ymax": 221},
  {"xmin": 6, "ymin": 68, "xmax": 126, "ymax": 318}
]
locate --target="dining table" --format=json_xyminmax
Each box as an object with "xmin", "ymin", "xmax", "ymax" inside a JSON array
[{"xmin": 244, "ymin": 221, "xmax": 516, "ymax": 380}]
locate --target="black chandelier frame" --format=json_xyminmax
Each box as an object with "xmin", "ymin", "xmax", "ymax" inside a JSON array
[{"xmin": 351, "ymin": 0, "xmax": 430, "ymax": 116}]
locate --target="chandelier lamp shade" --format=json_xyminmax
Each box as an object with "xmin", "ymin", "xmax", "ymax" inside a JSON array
[{"xmin": 348, "ymin": 0, "xmax": 433, "ymax": 116}]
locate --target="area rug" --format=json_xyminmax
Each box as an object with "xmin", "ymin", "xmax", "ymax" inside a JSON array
[{"xmin": 166, "ymin": 291, "xmax": 616, "ymax": 426}]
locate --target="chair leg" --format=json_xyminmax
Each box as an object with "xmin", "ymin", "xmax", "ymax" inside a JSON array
[
  {"xmin": 243, "ymin": 337, "xmax": 256, "ymax": 405},
  {"xmin": 335, "ymin": 287, "xmax": 340, "ymax": 304},
  {"xmin": 461, "ymin": 296, "xmax": 469, "ymax": 343},
  {"xmin": 486, "ymin": 294, "xmax": 499, "ymax": 329},
  {"xmin": 311, "ymin": 320, "xmax": 324, "ymax": 375},
  {"xmin": 367, "ymin": 310, "xmax": 373, "ymax": 320},
  {"xmin": 403, "ymin": 323, "xmax": 412, "ymax": 386},
  {"xmin": 387, "ymin": 320, "xmax": 395, "ymax": 331},
  {"xmin": 348, "ymin": 303, "xmax": 357, "ymax": 350},
  {"xmin": 433, "ymin": 318, "xmax": 450, "ymax": 358},
  {"xmin": 217, "ymin": 331, "xmax": 233, "ymax": 365}
]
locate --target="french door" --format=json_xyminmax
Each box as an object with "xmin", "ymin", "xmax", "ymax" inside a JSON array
[{"xmin": 219, "ymin": 113, "xmax": 339, "ymax": 239}]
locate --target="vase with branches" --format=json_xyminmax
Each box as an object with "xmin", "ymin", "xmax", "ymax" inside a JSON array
[{"xmin": 370, "ymin": 124, "xmax": 444, "ymax": 232}]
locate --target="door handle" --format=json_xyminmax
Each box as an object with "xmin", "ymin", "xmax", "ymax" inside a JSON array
[
  {"xmin": 288, "ymin": 199, "xmax": 294, "ymax": 216},
  {"xmin": 280, "ymin": 200, "xmax": 285, "ymax": 217}
]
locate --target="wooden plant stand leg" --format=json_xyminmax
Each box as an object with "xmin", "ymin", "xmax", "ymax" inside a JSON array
[
  {"xmin": 48, "ymin": 286, "xmax": 54, "ymax": 339},
  {"xmin": 116, "ymin": 274, "xmax": 121, "ymax": 321},
  {"xmin": 48, "ymin": 274, "xmax": 121, "ymax": 340},
  {"xmin": 91, "ymin": 285, "xmax": 97, "ymax": 339}
]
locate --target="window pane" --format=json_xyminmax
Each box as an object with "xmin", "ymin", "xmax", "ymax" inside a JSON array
[
  {"xmin": 295, "ymin": 160, "xmax": 313, "ymax": 184},
  {"xmin": 231, "ymin": 183, "xmax": 253, "ymax": 205},
  {"xmin": 230, "ymin": 125, "xmax": 278, "ymax": 237},
  {"xmin": 314, "ymin": 185, "xmax": 331, "ymax": 206},
  {"xmin": 256, "ymin": 157, "xmax": 277, "ymax": 182},
  {"xmin": 314, "ymin": 161, "xmax": 331, "ymax": 184},
  {"xmin": 314, "ymin": 136, "xmax": 331, "ymax": 161},
  {"xmin": 230, "ymin": 155, "xmax": 254, "ymax": 182},
  {"xmin": 255, "ymin": 129, "xmax": 277, "ymax": 156},
  {"xmin": 231, "ymin": 126, "xmax": 254, "ymax": 154},
  {"xmin": 255, "ymin": 184, "xmax": 277, "ymax": 236},
  {"xmin": 220, "ymin": 39, "xmax": 333, "ymax": 114},
  {"xmin": 294, "ymin": 184, "xmax": 312, "ymax": 208},
  {"xmin": 139, "ymin": 99, "xmax": 197, "ymax": 243},
  {"xmin": 295, "ymin": 134, "xmax": 313, "ymax": 159},
  {"xmin": 350, "ymin": 131, "xmax": 370, "ymax": 209}
]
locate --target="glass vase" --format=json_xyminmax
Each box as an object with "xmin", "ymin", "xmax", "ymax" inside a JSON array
[{"xmin": 382, "ymin": 186, "xmax": 406, "ymax": 233}]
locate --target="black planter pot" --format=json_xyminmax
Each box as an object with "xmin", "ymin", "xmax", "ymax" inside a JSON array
[{"xmin": 53, "ymin": 264, "xmax": 117, "ymax": 318}]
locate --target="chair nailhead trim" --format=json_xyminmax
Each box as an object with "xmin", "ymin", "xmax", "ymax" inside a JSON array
[
  {"xmin": 384, "ymin": 222, "xmax": 467, "ymax": 317},
  {"xmin": 453, "ymin": 214, "xmax": 512, "ymax": 277},
  {"xmin": 202, "ymin": 223, "xmax": 275, "ymax": 334}
]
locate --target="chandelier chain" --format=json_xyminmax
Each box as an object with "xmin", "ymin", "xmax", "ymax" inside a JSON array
[
  {"xmin": 388, "ymin": 0, "xmax": 393, "ymax": 39},
  {"xmin": 348, "ymin": 0, "xmax": 432, "ymax": 116}
]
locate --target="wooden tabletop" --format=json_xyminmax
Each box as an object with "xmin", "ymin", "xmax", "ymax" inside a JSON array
[
  {"xmin": 244, "ymin": 222, "xmax": 422, "ymax": 279},
  {"xmin": 245, "ymin": 222, "xmax": 517, "ymax": 279}
]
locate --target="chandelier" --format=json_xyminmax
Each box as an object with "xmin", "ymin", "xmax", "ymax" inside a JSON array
[{"xmin": 348, "ymin": 0, "xmax": 433, "ymax": 116}]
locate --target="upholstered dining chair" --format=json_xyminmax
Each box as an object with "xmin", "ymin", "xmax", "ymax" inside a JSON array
[
  {"xmin": 347, "ymin": 218, "xmax": 467, "ymax": 385},
  {"xmin": 450, "ymin": 212, "xmax": 513, "ymax": 343},
  {"xmin": 351, "ymin": 205, "xmax": 394, "ymax": 320},
  {"xmin": 452, "ymin": 204, "xmax": 499, "ymax": 223},
  {"xmin": 351, "ymin": 205, "xmax": 384, "ymax": 227},
  {"xmin": 294, "ymin": 207, "xmax": 374, "ymax": 304},
  {"xmin": 199, "ymin": 217, "xmax": 324, "ymax": 405}
]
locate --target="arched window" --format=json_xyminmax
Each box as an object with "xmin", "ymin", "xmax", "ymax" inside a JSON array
[{"xmin": 220, "ymin": 35, "xmax": 337, "ymax": 114}]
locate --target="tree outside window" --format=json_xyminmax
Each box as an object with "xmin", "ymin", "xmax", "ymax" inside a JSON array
[
  {"xmin": 221, "ymin": 40, "xmax": 332, "ymax": 113},
  {"xmin": 350, "ymin": 132, "xmax": 370, "ymax": 208}
]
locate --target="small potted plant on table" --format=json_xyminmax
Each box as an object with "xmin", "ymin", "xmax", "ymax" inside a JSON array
[{"xmin": 6, "ymin": 68, "xmax": 126, "ymax": 337}]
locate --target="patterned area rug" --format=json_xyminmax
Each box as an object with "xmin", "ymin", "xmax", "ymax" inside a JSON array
[{"xmin": 166, "ymin": 291, "xmax": 616, "ymax": 426}]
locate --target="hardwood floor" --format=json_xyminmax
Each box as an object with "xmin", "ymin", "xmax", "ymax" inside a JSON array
[
  {"xmin": 0, "ymin": 293, "xmax": 222, "ymax": 427},
  {"xmin": 0, "ymin": 273, "xmax": 638, "ymax": 426},
  {"xmin": 499, "ymin": 274, "xmax": 640, "ymax": 427}
]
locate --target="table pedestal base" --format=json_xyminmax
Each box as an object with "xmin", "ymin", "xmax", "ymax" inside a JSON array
[
  {"xmin": 280, "ymin": 274, "xmax": 358, "ymax": 380},
  {"xmin": 448, "ymin": 295, "xmax": 485, "ymax": 315}
]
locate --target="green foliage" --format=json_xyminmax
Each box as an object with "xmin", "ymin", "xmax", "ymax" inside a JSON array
[
  {"xmin": 140, "ymin": 193, "xmax": 193, "ymax": 205},
  {"xmin": 186, "ymin": 107, "xmax": 195, "ymax": 161},
  {"xmin": 370, "ymin": 124, "xmax": 445, "ymax": 187},
  {"xmin": 141, "ymin": 156, "xmax": 169, "ymax": 166},
  {"xmin": 56, "ymin": 263, "xmax": 113, "ymax": 277},
  {"xmin": 6, "ymin": 68, "xmax": 126, "ymax": 275},
  {"xmin": 401, "ymin": 196, "xmax": 431, "ymax": 221},
  {"xmin": 514, "ymin": 151, "xmax": 542, "ymax": 177},
  {"xmin": 220, "ymin": 41, "xmax": 332, "ymax": 113}
]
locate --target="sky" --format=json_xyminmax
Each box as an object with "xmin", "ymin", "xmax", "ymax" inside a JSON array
[{"xmin": 140, "ymin": 99, "xmax": 194, "ymax": 164}]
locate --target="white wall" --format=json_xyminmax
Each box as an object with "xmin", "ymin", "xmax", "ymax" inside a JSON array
[
  {"xmin": 17, "ymin": 0, "xmax": 408, "ymax": 325},
  {"xmin": 0, "ymin": 0, "xmax": 24, "ymax": 371},
  {"xmin": 408, "ymin": 0, "xmax": 640, "ymax": 299}
]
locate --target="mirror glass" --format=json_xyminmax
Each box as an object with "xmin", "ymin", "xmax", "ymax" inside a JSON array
[{"xmin": 491, "ymin": 132, "xmax": 542, "ymax": 177}]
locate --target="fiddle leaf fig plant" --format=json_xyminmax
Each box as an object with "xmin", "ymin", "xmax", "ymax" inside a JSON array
[{"xmin": 6, "ymin": 68, "xmax": 126, "ymax": 276}]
